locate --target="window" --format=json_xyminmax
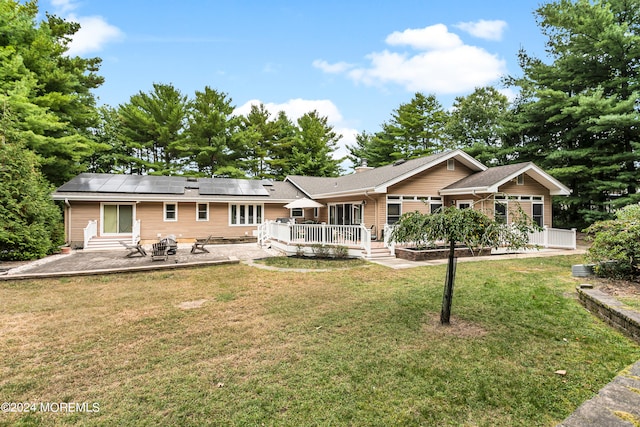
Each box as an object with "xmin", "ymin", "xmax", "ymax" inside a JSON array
[
  {"xmin": 430, "ymin": 202, "xmax": 443, "ymax": 214},
  {"xmin": 197, "ymin": 203, "xmax": 209, "ymax": 221},
  {"xmin": 230, "ymin": 204, "xmax": 263, "ymax": 225},
  {"xmin": 517, "ymin": 174, "xmax": 524, "ymax": 185},
  {"xmin": 387, "ymin": 203, "xmax": 401, "ymax": 225},
  {"xmin": 164, "ymin": 203, "xmax": 177, "ymax": 221},
  {"xmin": 457, "ymin": 201, "xmax": 472, "ymax": 209},
  {"xmin": 447, "ymin": 159, "xmax": 455, "ymax": 170},
  {"xmin": 495, "ymin": 201, "xmax": 507, "ymax": 224},
  {"xmin": 533, "ymin": 203, "xmax": 543, "ymax": 227},
  {"xmin": 291, "ymin": 208, "xmax": 304, "ymax": 218}
]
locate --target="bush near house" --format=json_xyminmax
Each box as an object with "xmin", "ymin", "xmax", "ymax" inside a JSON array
[
  {"xmin": 0, "ymin": 142, "xmax": 64, "ymax": 260},
  {"xmin": 585, "ymin": 204, "xmax": 640, "ymax": 278}
]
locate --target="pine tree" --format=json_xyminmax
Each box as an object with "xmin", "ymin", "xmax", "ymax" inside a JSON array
[{"xmin": 505, "ymin": 0, "xmax": 640, "ymax": 227}]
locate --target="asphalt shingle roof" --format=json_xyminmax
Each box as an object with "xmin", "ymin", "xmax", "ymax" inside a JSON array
[
  {"xmin": 287, "ymin": 152, "xmax": 456, "ymax": 197},
  {"xmin": 443, "ymin": 162, "xmax": 533, "ymax": 191}
]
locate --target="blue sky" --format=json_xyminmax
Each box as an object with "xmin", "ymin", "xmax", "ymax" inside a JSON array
[{"xmin": 44, "ymin": 0, "xmax": 549, "ymax": 161}]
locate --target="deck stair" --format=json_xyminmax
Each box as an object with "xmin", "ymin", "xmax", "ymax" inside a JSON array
[
  {"xmin": 84, "ymin": 237, "xmax": 131, "ymax": 251},
  {"xmin": 365, "ymin": 242, "xmax": 395, "ymax": 260}
]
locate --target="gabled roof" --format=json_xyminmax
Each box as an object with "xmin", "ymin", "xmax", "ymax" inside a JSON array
[
  {"xmin": 441, "ymin": 162, "xmax": 571, "ymax": 196},
  {"xmin": 285, "ymin": 150, "xmax": 486, "ymax": 198}
]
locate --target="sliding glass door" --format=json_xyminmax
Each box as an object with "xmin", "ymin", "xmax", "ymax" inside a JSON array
[{"xmin": 102, "ymin": 204, "xmax": 133, "ymax": 234}]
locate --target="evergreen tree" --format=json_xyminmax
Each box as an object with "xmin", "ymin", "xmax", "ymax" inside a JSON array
[
  {"xmin": 0, "ymin": 139, "xmax": 63, "ymax": 260},
  {"xmin": 118, "ymin": 83, "xmax": 188, "ymax": 175},
  {"xmin": 236, "ymin": 103, "xmax": 278, "ymax": 179},
  {"xmin": 506, "ymin": 0, "xmax": 640, "ymax": 227},
  {"xmin": 347, "ymin": 93, "xmax": 449, "ymax": 167},
  {"xmin": 289, "ymin": 111, "xmax": 343, "ymax": 177},
  {"xmin": 0, "ymin": 0, "xmax": 104, "ymax": 185},
  {"xmin": 186, "ymin": 86, "xmax": 239, "ymax": 176},
  {"xmin": 267, "ymin": 111, "xmax": 297, "ymax": 180},
  {"xmin": 446, "ymin": 86, "xmax": 510, "ymax": 165}
]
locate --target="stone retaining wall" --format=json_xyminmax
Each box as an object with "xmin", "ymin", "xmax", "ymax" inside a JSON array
[
  {"xmin": 395, "ymin": 247, "xmax": 491, "ymax": 261},
  {"xmin": 577, "ymin": 286, "xmax": 640, "ymax": 344}
]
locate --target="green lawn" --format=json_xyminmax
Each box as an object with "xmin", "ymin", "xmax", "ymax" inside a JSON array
[{"xmin": 1, "ymin": 255, "xmax": 638, "ymax": 426}]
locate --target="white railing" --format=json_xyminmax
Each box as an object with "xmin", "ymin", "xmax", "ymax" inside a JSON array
[
  {"xmin": 383, "ymin": 224, "xmax": 396, "ymax": 256},
  {"xmin": 262, "ymin": 221, "xmax": 371, "ymax": 256},
  {"xmin": 83, "ymin": 220, "xmax": 97, "ymax": 248},
  {"xmin": 528, "ymin": 226, "xmax": 577, "ymax": 249},
  {"xmin": 132, "ymin": 219, "xmax": 141, "ymax": 244}
]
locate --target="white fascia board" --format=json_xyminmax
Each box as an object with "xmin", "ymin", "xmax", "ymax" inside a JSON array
[
  {"xmin": 498, "ymin": 164, "xmax": 571, "ymax": 196},
  {"xmin": 52, "ymin": 193, "xmax": 293, "ymax": 204},
  {"xmin": 374, "ymin": 150, "xmax": 487, "ymax": 193},
  {"xmin": 439, "ymin": 187, "xmax": 491, "ymax": 196},
  {"xmin": 309, "ymin": 188, "xmax": 376, "ymax": 199}
]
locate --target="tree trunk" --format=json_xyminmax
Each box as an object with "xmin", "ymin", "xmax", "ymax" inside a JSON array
[{"xmin": 440, "ymin": 239, "xmax": 457, "ymax": 325}]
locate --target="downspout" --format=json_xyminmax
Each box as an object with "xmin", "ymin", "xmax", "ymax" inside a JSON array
[
  {"xmin": 364, "ymin": 190, "xmax": 378, "ymax": 232},
  {"xmin": 64, "ymin": 198, "xmax": 72, "ymax": 244}
]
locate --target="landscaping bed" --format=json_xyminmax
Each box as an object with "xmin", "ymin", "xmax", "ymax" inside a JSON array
[{"xmin": 395, "ymin": 246, "xmax": 492, "ymax": 261}]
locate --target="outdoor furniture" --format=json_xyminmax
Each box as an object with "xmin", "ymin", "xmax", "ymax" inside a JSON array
[
  {"xmin": 151, "ymin": 242, "xmax": 168, "ymax": 261},
  {"xmin": 191, "ymin": 235, "xmax": 212, "ymax": 254},
  {"xmin": 160, "ymin": 235, "xmax": 178, "ymax": 255},
  {"xmin": 120, "ymin": 240, "xmax": 147, "ymax": 258}
]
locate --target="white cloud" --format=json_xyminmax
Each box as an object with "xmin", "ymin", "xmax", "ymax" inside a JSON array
[
  {"xmin": 385, "ymin": 24, "xmax": 462, "ymax": 50},
  {"xmin": 454, "ymin": 19, "xmax": 508, "ymax": 41},
  {"xmin": 317, "ymin": 23, "xmax": 507, "ymax": 95},
  {"xmin": 49, "ymin": 2, "xmax": 124, "ymax": 56},
  {"xmin": 312, "ymin": 59, "xmax": 354, "ymax": 74},
  {"xmin": 50, "ymin": 0, "xmax": 77, "ymax": 13},
  {"xmin": 65, "ymin": 14, "xmax": 124, "ymax": 56}
]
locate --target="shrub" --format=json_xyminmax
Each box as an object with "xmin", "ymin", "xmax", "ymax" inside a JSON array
[
  {"xmin": 333, "ymin": 245, "xmax": 349, "ymax": 259},
  {"xmin": 0, "ymin": 142, "xmax": 63, "ymax": 260},
  {"xmin": 585, "ymin": 204, "xmax": 640, "ymax": 278},
  {"xmin": 311, "ymin": 243, "xmax": 331, "ymax": 258}
]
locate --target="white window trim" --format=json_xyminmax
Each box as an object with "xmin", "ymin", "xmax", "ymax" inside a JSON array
[
  {"xmin": 100, "ymin": 203, "xmax": 136, "ymax": 236},
  {"xmin": 196, "ymin": 202, "xmax": 209, "ymax": 222},
  {"xmin": 447, "ymin": 159, "xmax": 455, "ymax": 170},
  {"xmin": 164, "ymin": 202, "xmax": 178, "ymax": 222},
  {"xmin": 291, "ymin": 208, "xmax": 304, "ymax": 218},
  {"xmin": 229, "ymin": 203, "xmax": 263, "ymax": 226}
]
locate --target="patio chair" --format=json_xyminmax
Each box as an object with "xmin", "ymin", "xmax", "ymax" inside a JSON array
[
  {"xmin": 120, "ymin": 240, "xmax": 147, "ymax": 258},
  {"xmin": 370, "ymin": 225, "xmax": 378, "ymax": 241},
  {"xmin": 191, "ymin": 235, "xmax": 212, "ymax": 254},
  {"xmin": 151, "ymin": 242, "xmax": 168, "ymax": 261}
]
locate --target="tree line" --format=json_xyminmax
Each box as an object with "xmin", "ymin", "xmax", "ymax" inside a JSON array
[{"xmin": 1, "ymin": 0, "xmax": 639, "ymax": 259}]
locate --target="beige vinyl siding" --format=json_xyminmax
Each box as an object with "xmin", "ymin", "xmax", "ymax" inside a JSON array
[
  {"xmin": 498, "ymin": 176, "xmax": 552, "ymax": 227},
  {"xmin": 67, "ymin": 201, "xmax": 100, "ymax": 245},
  {"xmin": 389, "ymin": 161, "xmax": 473, "ymax": 195}
]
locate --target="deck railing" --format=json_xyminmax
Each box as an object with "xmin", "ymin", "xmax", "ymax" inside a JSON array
[
  {"xmin": 527, "ymin": 226, "xmax": 577, "ymax": 250},
  {"xmin": 263, "ymin": 221, "xmax": 371, "ymax": 257},
  {"xmin": 132, "ymin": 219, "xmax": 141, "ymax": 245},
  {"xmin": 83, "ymin": 220, "xmax": 97, "ymax": 248}
]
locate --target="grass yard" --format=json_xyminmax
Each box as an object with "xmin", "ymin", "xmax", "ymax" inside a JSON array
[{"xmin": 1, "ymin": 255, "xmax": 639, "ymax": 426}]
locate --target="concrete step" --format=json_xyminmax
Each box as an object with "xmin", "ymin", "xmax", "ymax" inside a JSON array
[
  {"xmin": 366, "ymin": 247, "xmax": 394, "ymax": 259},
  {"xmin": 84, "ymin": 238, "xmax": 129, "ymax": 251}
]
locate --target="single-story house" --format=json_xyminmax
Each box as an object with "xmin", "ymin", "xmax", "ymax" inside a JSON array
[{"xmin": 52, "ymin": 149, "xmax": 571, "ymax": 252}]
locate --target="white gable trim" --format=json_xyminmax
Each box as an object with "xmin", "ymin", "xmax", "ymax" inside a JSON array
[
  {"xmin": 374, "ymin": 150, "xmax": 487, "ymax": 193},
  {"xmin": 440, "ymin": 163, "xmax": 571, "ymax": 196}
]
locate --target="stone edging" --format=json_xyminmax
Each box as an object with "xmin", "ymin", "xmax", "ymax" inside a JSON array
[{"xmin": 576, "ymin": 285, "xmax": 640, "ymax": 344}]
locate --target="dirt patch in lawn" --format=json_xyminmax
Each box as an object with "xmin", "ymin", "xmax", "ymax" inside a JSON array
[
  {"xmin": 591, "ymin": 277, "xmax": 640, "ymax": 298},
  {"xmin": 423, "ymin": 313, "xmax": 489, "ymax": 339}
]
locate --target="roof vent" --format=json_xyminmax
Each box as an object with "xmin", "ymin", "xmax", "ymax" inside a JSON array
[{"xmin": 393, "ymin": 159, "xmax": 406, "ymax": 166}]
